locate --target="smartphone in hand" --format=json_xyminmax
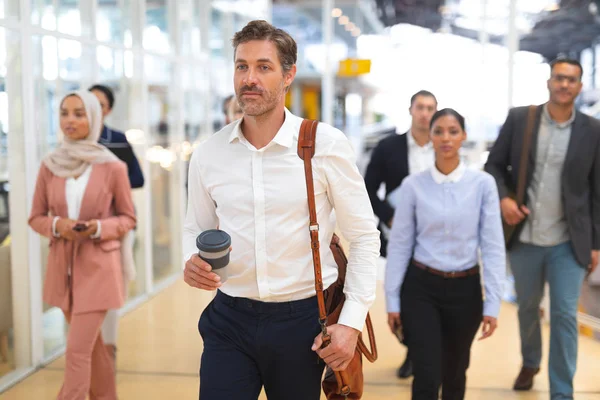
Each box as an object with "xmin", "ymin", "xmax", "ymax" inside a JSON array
[{"xmin": 72, "ymin": 223, "xmax": 87, "ymax": 232}]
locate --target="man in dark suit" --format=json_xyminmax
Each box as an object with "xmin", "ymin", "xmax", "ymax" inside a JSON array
[
  {"xmin": 364, "ymin": 90, "xmax": 437, "ymax": 379},
  {"xmin": 485, "ymin": 58, "xmax": 600, "ymax": 399},
  {"xmin": 89, "ymin": 84, "xmax": 145, "ymax": 189}
]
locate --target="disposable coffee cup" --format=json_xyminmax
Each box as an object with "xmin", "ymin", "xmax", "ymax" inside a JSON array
[{"xmin": 196, "ymin": 229, "xmax": 231, "ymax": 283}]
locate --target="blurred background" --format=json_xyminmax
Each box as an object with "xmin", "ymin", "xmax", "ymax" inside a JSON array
[{"xmin": 1, "ymin": 0, "xmax": 600, "ymax": 394}]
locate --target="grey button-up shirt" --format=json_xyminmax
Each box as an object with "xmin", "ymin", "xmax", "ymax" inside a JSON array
[{"xmin": 520, "ymin": 104, "xmax": 574, "ymax": 246}]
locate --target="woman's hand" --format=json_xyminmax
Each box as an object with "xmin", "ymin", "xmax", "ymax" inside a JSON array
[
  {"xmin": 78, "ymin": 220, "xmax": 99, "ymax": 239},
  {"xmin": 478, "ymin": 316, "xmax": 498, "ymax": 340},
  {"xmin": 55, "ymin": 218, "xmax": 79, "ymax": 241}
]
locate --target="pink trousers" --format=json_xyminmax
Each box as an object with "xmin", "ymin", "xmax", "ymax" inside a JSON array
[{"xmin": 57, "ymin": 310, "xmax": 117, "ymax": 400}]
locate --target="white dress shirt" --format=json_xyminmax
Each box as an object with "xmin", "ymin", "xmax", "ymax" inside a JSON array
[
  {"xmin": 384, "ymin": 131, "xmax": 435, "ymax": 211},
  {"xmin": 52, "ymin": 166, "xmax": 101, "ymax": 238},
  {"xmin": 406, "ymin": 130, "xmax": 435, "ymax": 175},
  {"xmin": 183, "ymin": 108, "xmax": 380, "ymax": 331}
]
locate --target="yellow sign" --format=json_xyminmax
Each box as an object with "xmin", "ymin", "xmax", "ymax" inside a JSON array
[{"xmin": 338, "ymin": 58, "xmax": 371, "ymax": 77}]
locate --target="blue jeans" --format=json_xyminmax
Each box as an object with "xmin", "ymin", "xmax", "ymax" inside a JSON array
[{"xmin": 509, "ymin": 241, "xmax": 586, "ymax": 400}]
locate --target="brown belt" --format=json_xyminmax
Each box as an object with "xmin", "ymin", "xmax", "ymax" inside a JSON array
[{"xmin": 412, "ymin": 260, "xmax": 479, "ymax": 279}]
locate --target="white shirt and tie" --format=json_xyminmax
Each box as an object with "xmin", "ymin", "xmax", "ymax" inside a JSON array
[{"xmin": 183, "ymin": 109, "xmax": 380, "ymax": 331}]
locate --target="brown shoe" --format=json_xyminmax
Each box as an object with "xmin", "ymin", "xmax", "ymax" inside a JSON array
[{"xmin": 513, "ymin": 366, "xmax": 540, "ymax": 391}]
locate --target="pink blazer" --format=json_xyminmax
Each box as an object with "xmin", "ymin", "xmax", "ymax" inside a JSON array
[{"xmin": 29, "ymin": 162, "xmax": 136, "ymax": 315}]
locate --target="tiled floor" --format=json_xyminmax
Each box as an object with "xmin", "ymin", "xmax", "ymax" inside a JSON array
[{"xmin": 2, "ymin": 270, "xmax": 600, "ymax": 399}]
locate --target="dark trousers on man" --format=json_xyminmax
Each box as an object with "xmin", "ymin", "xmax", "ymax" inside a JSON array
[
  {"xmin": 401, "ymin": 264, "xmax": 483, "ymax": 400},
  {"xmin": 198, "ymin": 290, "xmax": 325, "ymax": 400}
]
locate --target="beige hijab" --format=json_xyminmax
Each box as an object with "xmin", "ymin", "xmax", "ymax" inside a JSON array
[{"xmin": 43, "ymin": 90, "xmax": 119, "ymax": 178}]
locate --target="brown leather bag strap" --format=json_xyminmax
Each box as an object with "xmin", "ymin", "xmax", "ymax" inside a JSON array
[
  {"xmin": 298, "ymin": 119, "xmax": 328, "ymax": 330},
  {"xmin": 516, "ymin": 105, "xmax": 537, "ymax": 206},
  {"xmin": 357, "ymin": 313, "xmax": 378, "ymax": 362}
]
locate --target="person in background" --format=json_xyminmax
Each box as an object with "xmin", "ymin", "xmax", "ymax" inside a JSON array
[
  {"xmin": 29, "ymin": 90, "xmax": 136, "ymax": 399},
  {"xmin": 223, "ymin": 94, "xmax": 235, "ymax": 125},
  {"xmin": 386, "ymin": 108, "xmax": 505, "ymax": 400},
  {"xmin": 89, "ymin": 84, "xmax": 144, "ymax": 189},
  {"xmin": 364, "ymin": 90, "xmax": 437, "ymax": 378},
  {"xmin": 485, "ymin": 58, "xmax": 600, "ymax": 398},
  {"xmin": 89, "ymin": 84, "xmax": 144, "ymax": 367},
  {"xmin": 227, "ymin": 96, "xmax": 244, "ymax": 123}
]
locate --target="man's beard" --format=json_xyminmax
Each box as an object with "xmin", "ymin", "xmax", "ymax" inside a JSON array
[{"xmin": 237, "ymin": 84, "xmax": 284, "ymax": 117}]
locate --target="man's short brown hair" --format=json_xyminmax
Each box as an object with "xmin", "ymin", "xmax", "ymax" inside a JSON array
[{"xmin": 232, "ymin": 20, "xmax": 297, "ymax": 74}]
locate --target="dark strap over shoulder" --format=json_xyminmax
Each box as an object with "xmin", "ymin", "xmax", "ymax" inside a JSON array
[{"xmin": 516, "ymin": 105, "xmax": 537, "ymax": 206}]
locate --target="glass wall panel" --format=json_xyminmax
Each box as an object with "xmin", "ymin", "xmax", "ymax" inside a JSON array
[
  {"xmin": 180, "ymin": 0, "xmax": 201, "ymax": 56},
  {"xmin": 0, "ymin": 27, "xmax": 21, "ymax": 379},
  {"xmin": 94, "ymin": 46, "xmax": 146, "ymax": 299},
  {"xmin": 56, "ymin": 0, "xmax": 81, "ymax": 36},
  {"xmin": 0, "ymin": 0, "xmax": 19, "ymax": 20},
  {"xmin": 31, "ymin": 0, "xmax": 56, "ymax": 29},
  {"xmin": 144, "ymin": 0, "xmax": 170, "ymax": 54},
  {"xmin": 97, "ymin": 0, "xmax": 133, "ymax": 46},
  {"xmin": 146, "ymin": 55, "xmax": 176, "ymax": 283},
  {"xmin": 183, "ymin": 64, "xmax": 208, "ymax": 143},
  {"xmin": 32, "ymin": 34, "xmax": 70, "ymax": 357}
]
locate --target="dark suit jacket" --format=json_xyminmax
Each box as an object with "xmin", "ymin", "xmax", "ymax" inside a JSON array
[
  {"xmin": 100, "ymin": 126, "xmax": 145, "ymax": 189},
  {"xmin": 485, "ymin": 105, "xmax": 600, "ymax": 266},
  {"xmin": 364, "ymin": 130, "xmax": 410, "ymax": 257}
]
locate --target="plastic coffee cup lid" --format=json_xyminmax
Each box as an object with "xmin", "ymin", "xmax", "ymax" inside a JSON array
[{"xmin": 196, "ymin": 229, "xmax": 231, "ymax": 253}]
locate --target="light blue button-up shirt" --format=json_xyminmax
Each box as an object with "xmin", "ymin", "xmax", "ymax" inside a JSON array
[{"xmin": 384, "ymin": 163, "xmax": 506, "ymax": 318}]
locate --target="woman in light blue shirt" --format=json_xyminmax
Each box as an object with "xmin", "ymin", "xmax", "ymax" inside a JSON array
[{"xmin": 385, "ymin": 108, "xmax": 506, "ymax": 400}]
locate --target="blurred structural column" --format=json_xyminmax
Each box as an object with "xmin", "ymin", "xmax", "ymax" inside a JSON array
[
  {"xmin": 322, "ymin": 0, "xmax": 334, "ymax": 124},
  {"xmin": 506, "ymin": 0, "xmax": 518, "ymax": 108}
]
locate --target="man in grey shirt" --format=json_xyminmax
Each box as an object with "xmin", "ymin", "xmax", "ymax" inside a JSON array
[{"xmin": 486, "ymin": 58, "xmax": 600, "ymax": 400}]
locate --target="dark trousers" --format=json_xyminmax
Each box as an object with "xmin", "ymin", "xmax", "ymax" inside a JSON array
[
  {"xmin": 401, "ymin": 264, "xmax": 483, "ymax": 400},
  {"xmin": 198, "ymin": 290, "xmax": 325, "ymax": 400}
]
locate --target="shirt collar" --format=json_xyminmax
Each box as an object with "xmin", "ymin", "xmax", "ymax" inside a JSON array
[
  {"xmin": 430, "ymin": 162, "xmax": 466, "ymax": 184},
  {"xmin": 542, "ymin": 103, "xmax": 575, "ymax": 128},
  {"xmin": 228, "ymin": 108, "xmax": 295, "ymax": 148},
  {"xmin": 407, "ymin": 130, "xmax": 432, "ymax": 150}
]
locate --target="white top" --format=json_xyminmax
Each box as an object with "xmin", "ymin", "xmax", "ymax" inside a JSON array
[
  {"xmin": 183, "ymin": 108, "xmax": 380, "ymax": 331},
  {"xmin": 406, "ymin": 130, "xmax": 435, "ymax": 175},
  {"xmin": 52, "ymin": 166, "xmax": 101, "ymax": 238}
]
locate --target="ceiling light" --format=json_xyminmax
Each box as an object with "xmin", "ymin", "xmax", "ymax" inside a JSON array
[
  {"xmin": 345, "ymin": 22, "xmax": 355, "ymax": 31},
  {"xmin": 339, "ymin": 15, "xmax": 349, "ymax": 25},
  {"xmin": 331, "ymin": 8, "xmax": 342, "ymax": 18},
  {"xmin": 352, "ymin": 28, "xmax": 361, "ymax": 37}
]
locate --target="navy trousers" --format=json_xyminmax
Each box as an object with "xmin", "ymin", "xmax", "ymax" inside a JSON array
[{"xmin": 198, "ymin": 290, "xmax": 325, "ymax": 400}]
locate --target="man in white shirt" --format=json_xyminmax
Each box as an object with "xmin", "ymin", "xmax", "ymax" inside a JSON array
[
  {"xmin": 364, "ymin": 90, "xmax": 437, "ymax": 378},
  {"xmin": 183, "ymin": 20, "xmax": 380, "ymax": 400}
]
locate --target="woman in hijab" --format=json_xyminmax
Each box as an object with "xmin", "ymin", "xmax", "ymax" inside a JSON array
[{"xmin": 29, "ymin": 90, "xmax": 136, "ymax": 400}]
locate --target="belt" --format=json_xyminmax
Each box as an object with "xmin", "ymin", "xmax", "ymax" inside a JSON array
[{"xmin": 412, "ymin": 260, "xmax": 479, "ymax": 279}]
